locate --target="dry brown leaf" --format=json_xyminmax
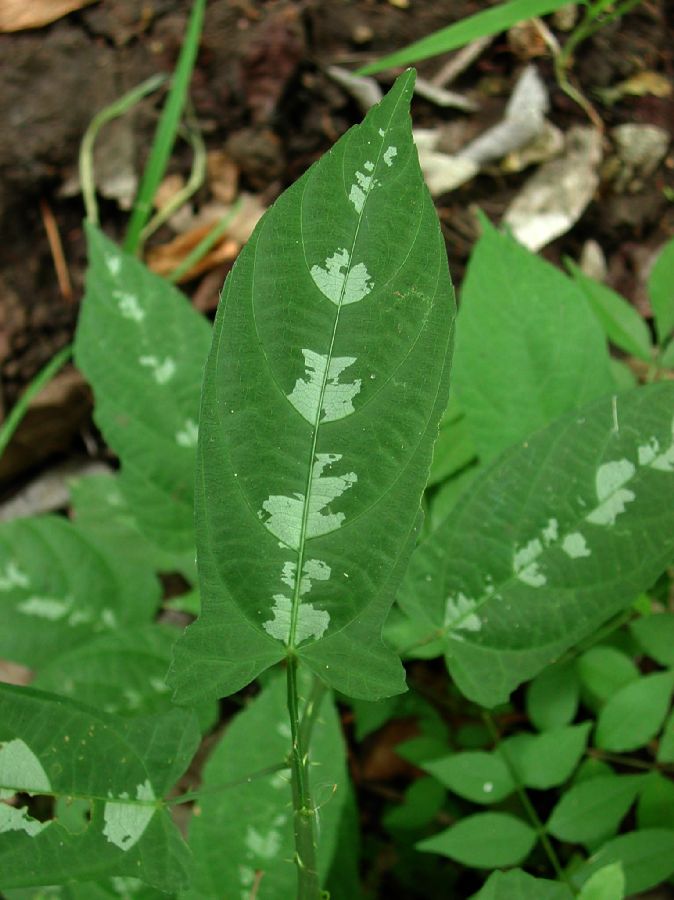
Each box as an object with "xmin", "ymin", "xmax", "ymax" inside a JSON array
[
  {"xmin": 207, "ymin": 151, "xmax": 239, "ymax": 206},
  {"xmin": 0, "ymin": 0, "xmax": 97, "ymax": 32},
  {"xmin": 145, "ymin": 222, "xmax": 240, "ymax": 282}
]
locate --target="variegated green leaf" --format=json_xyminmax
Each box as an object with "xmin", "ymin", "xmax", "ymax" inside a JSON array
[
  {"xmin": 0, "ymin": 686, "xmax": 198, "ymax": 892},
  {"xmin": 398, "ymin": 385, "xmax": 674, "ymax": 707},
  {"xmin": 169, "ymin": 71, "xmax": 454, "ymax": 703}
]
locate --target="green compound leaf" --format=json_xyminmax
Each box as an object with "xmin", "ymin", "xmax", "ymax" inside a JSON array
[
  {"xmin": 0, "ymin": 516, "xmax": 159, "ymax": 669},
  {"xmin": 454, "ymin": 221, "xmax": 613, "ymax": 462},
  {"xmin": 184, "ymin": 673, "xmax": 346, "ymax": 899},
  {"xmin": 649, "ymin": 236, "xmax": 674, "ymax": 344},
  {"xmin": 572, "ymin": 830, "xmax": 674, "ymax": 896},
  {"xmin": 500, "ymin": 723, "xmax": 590, "ymax": 789},
  {"xmin": 657, "ymin": 709, "xmax": 674, "ymax": 763},
  {"xmin": 169, "ymin": 71, "xmax": 455, "ymax": 703},
  {"xmin": 471, "ymin": 868, "xmax": 573, "ymax": 900},
  {"xmin": 0, "ymin": 685, "xmax": 199, "ymax": 892},
  {"xmin": 417, "ymin": 812, "xmax": 536, "ymax": 868},
  {"xmin": 525, "ymin": 661, "xmax": 579, "ymax": 732},
  {"xmin": 547, "ymin": 775, "xmax": 645, "ymax": 845},
  {"xmin": 577, "ymin": 863, "xmax": 625, "ymax": 900},
  {"xmin": 398, "ymin": 384, "xmax": 674, "ymax": 707},
  {"xmin": 629, "ymin": 612, "xmax": 674, "ymax": 667},
  {"xmin": 568, "ymin": 260, "xmax": 653, "ymax": 363},
  {"xmin": 577, "ymin": 646, "xmax": 639, "ymax": 709},
  {"xmin": 595, "ymin": 670, "xmax": 674, "ymax": 752},
  {"xmin": 637, "ymin": 772, "xmax": 674, "ymax": 830},
  {"xmin": 423, "ymin": 751, "xmax": 515, "ymax": 805},
  {"xmin": 75, "ymin": 224, "xmax": 212, "ymax": 552}
]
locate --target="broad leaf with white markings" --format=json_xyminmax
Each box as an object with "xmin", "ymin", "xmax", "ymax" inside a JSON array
[
  {"xmin": 170, "ymin": 71, "xmax": 455, "ymax": 702},
  {"xmin": 399, "ymin": 384, "xmax": 674, "ymax": 707},
  {"xmin": 0, "ymin": 685, "xmax": 199, "ymax": 892}
]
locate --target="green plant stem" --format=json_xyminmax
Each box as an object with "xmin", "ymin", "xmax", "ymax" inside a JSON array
[
  {"xmin": 168, "ymin": 198, "xmax": 243, "ymax": 284},
  {"xmin": 483, "ymin": 712, "xmax": 571, "ymax": 888},
  {"xmin": 123, "ymin": 0, "xmax": 206, "ymax": 254},
  {"xmin": 79, "ymin": 74, "xmax": 167, "ymax": 226},
  {"xmin": 138, "ymin": 120, "xmax": 206, "ymax": 249},
  {"xmin": 0, "ymin": 344, "xmax": 73, "ymax": 459},
  {"xmin": 166, "ymin": 761, "xmax": 290, "ymax": 806},
  {"xmin": 287, "ymin": 655, "xmax": 321, "ymax": 899}
]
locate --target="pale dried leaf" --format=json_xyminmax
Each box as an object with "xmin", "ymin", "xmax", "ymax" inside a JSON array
[{"xmin": 0, "ymin": 0, "xmax": 97, "ymax": 31}]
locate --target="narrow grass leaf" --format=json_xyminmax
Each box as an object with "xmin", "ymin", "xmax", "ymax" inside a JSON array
[
  {"xmin": 184, "ymin": 672, "xmax": 346, "ymax": 899},
  {"xmin": 454, "ymin": 222, "xmax": 613, "ymax": 461},
  {"xmin": 572, "ymin": 830, "xmax": 674, "ymax": 895},
  {"xmin": 0, "ymin": 685, "xmax": 198, "ymax": 892},
  {"xmin": 398, "ymin": 385, "xmax": 674, "ymax": 707},
  {"xmin": 417, "ymin": 812, "xmax": 536, "ymax": 868},
  {"xmin": 595, "ymin": 670, "xmax": 674, "ymax": 752},
  {"xmin": 75, "ymin": 225, "xmax": 211, "ymax": 552},
  {"xmin": 547, "ymin": 775, "xmax": 644, "ymax": 844},
  {"xmin": 357, "ymin": 0, "xmax": 571, "ymax": 75},
  {"xmin": 169, "ymin": 72, "xmax": 454, "ymax": 703},
  {"xmin": 568, "ymin": 260, "xmax": 652, "ymax": 363},
  {"xmin": 0, "ymin": 516, "xmax": 159, "ymax": 668}
]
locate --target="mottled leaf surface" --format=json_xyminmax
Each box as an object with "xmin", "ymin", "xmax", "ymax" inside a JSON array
[
  {"xmin": 398, "ymin": 385, "xmax": 674, "ymax": 707},
  {"xmin": 75, "ymin": 226, "xmax": 211, "ymax": 551},
  {"xmin": 0, "ymin": 516, "xmax": 159, "ymax": 668},
  {"xmin": 184, "ymin": 673, "xmax": 346, "ymax": 898},
  {"xmin": 0, "ymin": 685, "xmax": 199, "ymax": 892},
  {"xmin": 454, "ymin": 222, "xmax": 613, "ymax": 461},
  {"xmin": 170, "ymin": 72, "xmax": 454, "ymax": 702}
]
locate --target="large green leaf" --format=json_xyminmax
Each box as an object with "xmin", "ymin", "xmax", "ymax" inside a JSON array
[
  {"xmin": 74, "ymin": 225, "xmax": 212, "ymax": 551},
  {"xmin": 0, "ymin": 685, "xmax": 199, "ymax": 892},
  {"xmin": 169, "ymin": 72, "xmax": 454, "ymax": 703},
  {"xmin": 417, "ymin": 812, "xmax": 536, "ymax": 868},
  {"xmin": 649, "ymin": 236, "xmax": 674, "ymax": 344},
  {"xmin": 398, "ymin": 385, "xmax": 674, "ymax": 707},
  {"xmin": 31, "ymin": 625, "xmax": 216, "ymax": 731},
  {"xmin": 546, "ymin": 775, "xmax": 645, "ymax": 844},
  {"xmin": 453, "ymin": 222, "xmax": 613, "ymax": 461},
  {"xmin": 184, "ymin": 672, "xmax": 347, "ymax": 898},
  {"xmin": 0, "ymin": 516, "xmax": 159, "ymax": 668}
]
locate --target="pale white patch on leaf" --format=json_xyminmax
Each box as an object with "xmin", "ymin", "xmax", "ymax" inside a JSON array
[
  {"xmin": 102, "ymin": 779, "xmax": 156, "ymax": 852},
  {"xmin": 138, "ymin": 355, "xmax": 176, "ymax": 385},
  {"xmin": 0, "ymin": 561, "xmax": 29, "ymax": 591},
  {"xmin": 348, "ymin": 166, "xmax": 379, "ymax": 213},
  {"xmin": 638, "ymin": 437, "xmax": 660, "ymax": 466},
  {"xmin": 645, "ymin": 419, "xmax": 674, "ymax": 471},
  {"xmin": 105, "ymin": 254, "xmax": 121, "ymax": 277},
  {"xmin": 176, "ymin": 418, "xmax": 199, "ymax": 448},
  {"xmin": 586, "ymin": 459, "xmax": 636, "ymax": 526},
  {"xmin": 513, "ymin": 538, "xmax": 546, "ymax": 587},
  {"xmin": 245, "ymin": 825, "xmax": 282, "ymax": 859},
  {"xmin": 260, "ymin": 454, "xmax": 357, "ymax": 550},
  {"xmin": 378, "ymin": 127, "xmax": 385, "ymax": 137},
  {"xmin": 113, "ymin": 291, "xmax": 144, "ymax": 323},
  {"xmin": 288, "ymin": 349, "xmax": 361, "ymax": 423},
  {"xmin": 263, "ymin": 557, "xmax": 331, "ymax": 645},
  {"xmin": 0, "ymin": 738, "xmax": 51, "ymax": 796},
  {"xmin": 149, "ymin": 677, "xmax": 170, "ymax": 694},
  {"xmin": 0, "ymin": 803, "xmax": 49, "ymax": 837},
  {"xmin": 17, "ymin": 595, "xmax": 72, "ymax": 620},
  {"xmin": 562, "ymin": 531, "xmax": 591, "ymax": 558},
  {"xmin": 310, "ymin": 248, "xmax": 373, "ymax": 306},
  {"xmin": 542, "ymin": 518, "xmax": 558, "ymax": 544},
  {"xmin": 444, "ymin": 592, "xmax": 481, "ymax": 637},
  {"xmin": 383, "ymin": 145, "xmax": 398, "ymax": 167}
]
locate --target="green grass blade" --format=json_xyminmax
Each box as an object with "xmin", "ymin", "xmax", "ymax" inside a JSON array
[
  {"xmin": 357, "ymin": 0, "xmax": 572, "ymax": 75},
  {"xmin": 123, "ymin": 0, "xmax": 206, "ymax": 254}
]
